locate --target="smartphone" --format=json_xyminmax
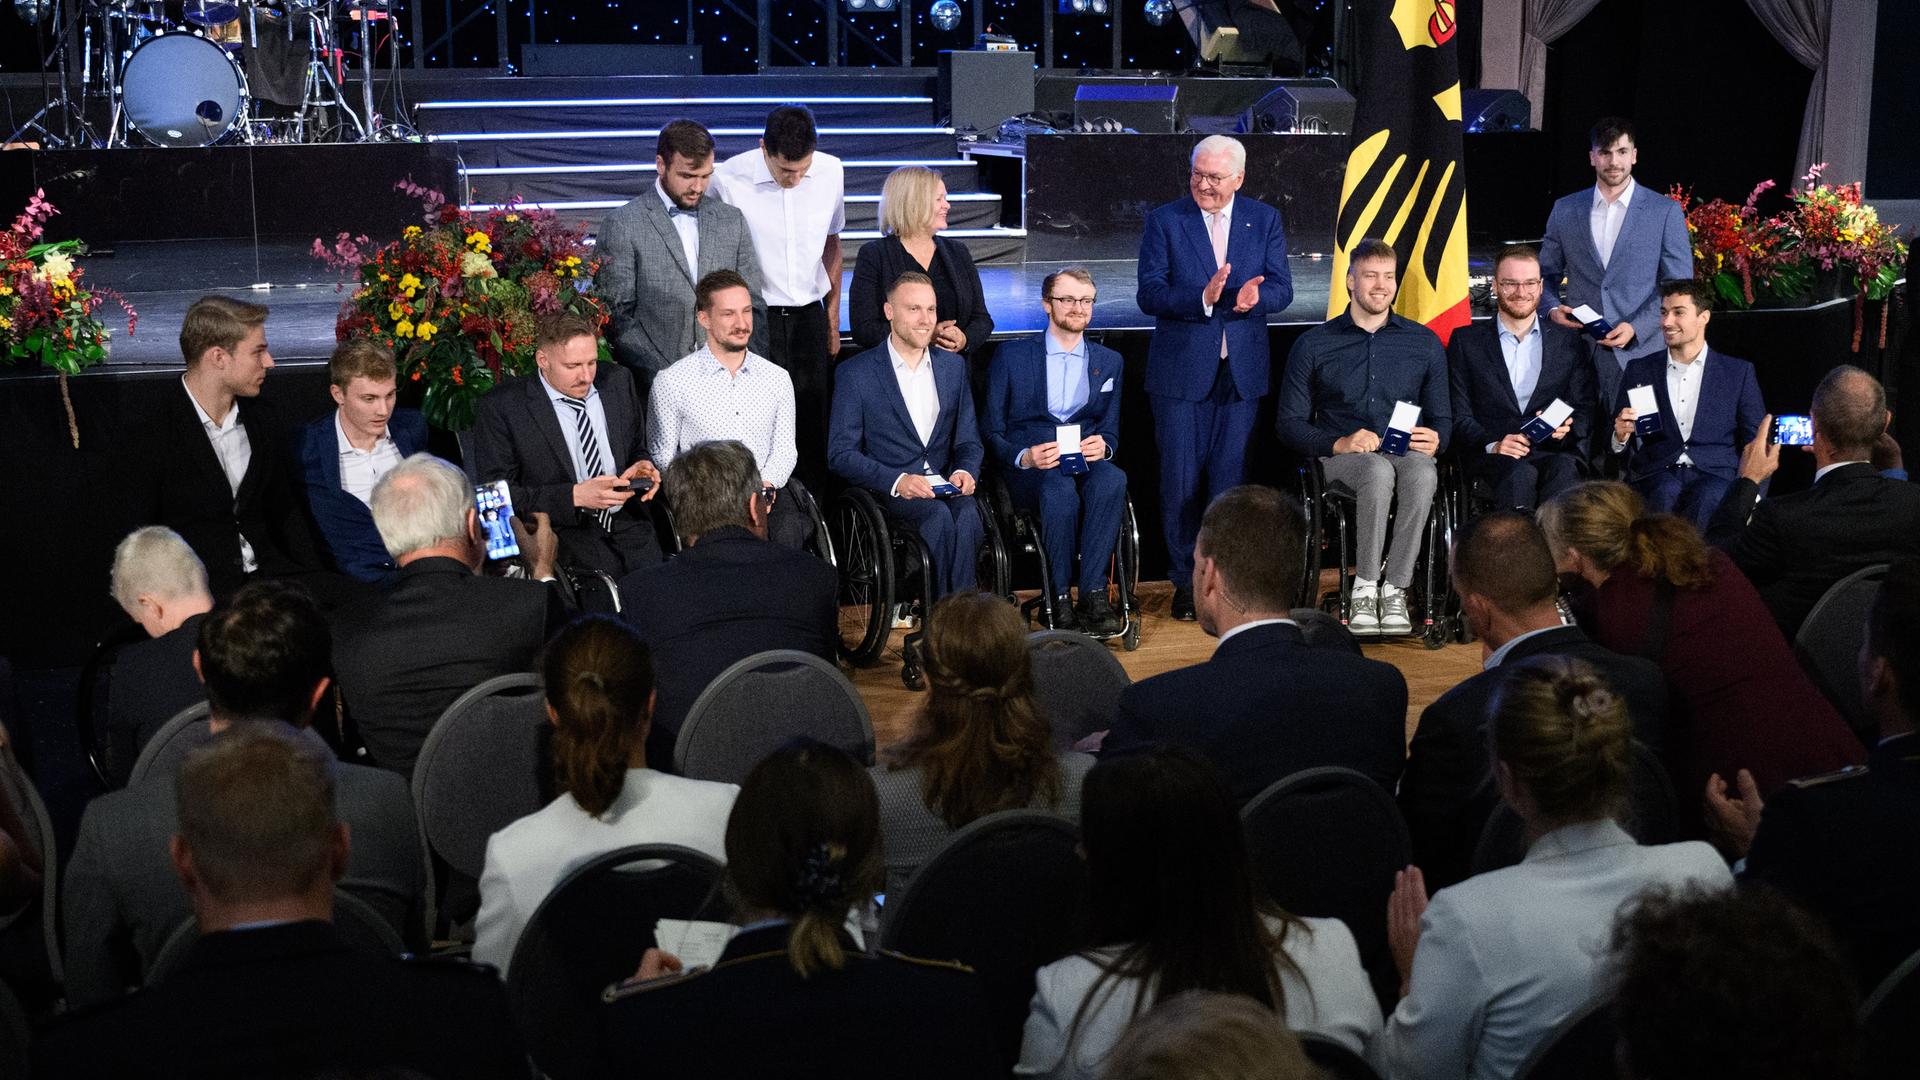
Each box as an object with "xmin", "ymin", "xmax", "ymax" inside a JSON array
[
  {"xmin": 475, "ymin": 480, "xmax": 520, "ymax": 560},
  {"xmin": 1773, "ymin": 414, "xmax": 1814, "ymax": 447}
]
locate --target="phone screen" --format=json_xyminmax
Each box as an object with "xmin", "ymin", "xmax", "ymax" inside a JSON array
[
  {"xmin": 1775, "ymin": 414, "xmax": 1814, "ymax": 447},
  {"xmin": 475, "ymin": 480, "xmax": 520, "ymax": 560}
]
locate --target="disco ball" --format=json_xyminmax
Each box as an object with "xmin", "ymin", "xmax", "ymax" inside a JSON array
[
  {"xmin": 12, "ymin": 0, "xmax": 51, "ymax": 22},
  {"xmin": 847, "ymin": 0, "xmax": 869, "ymax": 11},
  {"xmin": 1144, "ymin": 0, "xmax": 1175, "ymax": 28},
  {"xmin": 930, "ymin": 0, "xmax": 961, "ymax": 31}
]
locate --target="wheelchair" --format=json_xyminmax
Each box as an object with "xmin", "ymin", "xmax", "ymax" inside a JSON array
[
  {"xmin": 981, "ymin": 474, "xmax": 1143, "ymax": 651},
  {"xmin": 1298, "ymin": 456, "xmax": 1463, "ymax": 650},
  {"xmin": 831, "ymin": 486, "xmax": 1011, "ymax": 689}
]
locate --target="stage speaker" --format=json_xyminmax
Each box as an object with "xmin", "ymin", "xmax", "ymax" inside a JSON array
[
  {"xmin": 1462, "ymin": 89, "xmax": 1534, "ymax": 132},
  {"xmin": 520, "ymin": 44, "xmax": 701, "ymax": 77},
  {"xmin": 939, "ymin": 50, "xmax": 1036, "ymax": 132},
  {"xmin": 1074, "ymin": 83, "xmax": 1178, "ymax": 134},
  {"xmin": 1237, "ymin": 83, "xmax": 1354, "ymax": 135}
]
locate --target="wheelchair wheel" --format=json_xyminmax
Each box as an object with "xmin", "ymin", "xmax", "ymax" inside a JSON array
[
  {"xmin": 832, "ymin": 491, "xmax": 892, "ymax": 666},
  {"xmin": 787, "ymin": 477, "xmax": 836, "ymax": 570},
  {"xmin": 1115, "ymin": 500, "xmax": 1142, "ymax": 650},
  {"xmin": 975, "ymin": 494, "xmax": 1013, "ymax": 602}
]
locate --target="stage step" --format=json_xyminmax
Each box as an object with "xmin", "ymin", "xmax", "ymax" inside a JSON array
[
  {"xmin": 462, "ymin": 190, "xmax": 1004, "ymax": 233},
  {"xmin": 462, "ymin": 159, "xmax": 985, "ymax": 208}
]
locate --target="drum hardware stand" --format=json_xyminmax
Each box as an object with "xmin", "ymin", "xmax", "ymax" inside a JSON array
[
  {"xmin": 292, "ymin": 0, "xmax": 366, "ymax": 143},
  {"xmin": 5, "ymin": 0, "xmax": 97, "ymax": 149}
]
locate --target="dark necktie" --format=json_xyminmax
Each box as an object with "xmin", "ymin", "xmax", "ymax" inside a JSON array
[
  {"xmin": 557, "ymin": 396, "xmax": 614, "ymax": 530},
  {"xmin": 668, "ymin": 205, "xmax": 698, "ymax": 218}
]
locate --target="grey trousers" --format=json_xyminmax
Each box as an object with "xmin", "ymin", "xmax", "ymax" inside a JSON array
[{"xmin": 1319, "ymin": 451, "xmax": 1438, "ymax": 589}]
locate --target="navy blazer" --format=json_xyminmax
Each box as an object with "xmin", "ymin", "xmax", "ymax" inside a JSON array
[
  {"xmin": 1105, "ymin": 622, "xmax": 1407, "ymax": 804},
  {"xmin": 1135, "ymin": 194, "xmax": 1293, "ymax": 402},
  {"xmin": 1447, "ymin": 317, "xmax": 1596, "ymax": 457},
  {"xmin": 981, "ymin": 334, "xmax": 1123, "ymax": 470},
  {"xmin": 1538, "ymin": 184, "xmax": 1693, "ymax": 353},
  {"xmin": 827, "ymin": 342, "xmax": 984, "ymax": 494},
  {"xmin": 298, "ymin": 408, "xmax": 429, "ymax": 582},
  {"xmin": 1612, "ymin": 347, "xmax": 1766, "ymax": 482}
]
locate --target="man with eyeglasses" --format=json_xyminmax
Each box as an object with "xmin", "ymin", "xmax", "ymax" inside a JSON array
[
  {"xmin": 983, "ymin": 266, "xmax": 1127, "ymax": 634},
  {"xmin": 1137, "ymin": 134, "xmax": 1293, "ymax": 622},
  {"xmin": 1447, "ymin": 244, "xmax": 1597, "ymax": 511}
]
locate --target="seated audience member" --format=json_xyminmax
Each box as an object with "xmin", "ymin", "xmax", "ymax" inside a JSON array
[
  {"xmin": 1706, "ymin": 365, "xmax": 1920, "ymax": 638},
  {"xmin": 35, "ymin": 730, "xmax": 528, "ymax": 1079},
  {"xmin": 983, "ymin": 267, "xmax": 1128, "ymax": 634},
  {"xmin": 617, "ymin": 439, "xmax": 837, "ymax": 765},
  {"xmin": 298, "ymin": 338, "xmax": 428, "ymax": 582},
  {"xmin": 1375, "ymin": 657, "xmax": 1732, "ymax": 1080},
  {"xmin": 871, "ymin": 592, "xmax": 1095, "ymax": 899},
  {"xmin": 1610, "ymin": 887, "xmax": 1859, "ymax": 1080},
  {"xmin": 105, "ymin": 526, "xmax": 216, "ymax": 783},
  {"xmin": 1537, "ymin": 481, "xmax": 1863, "ymax": 801},
  {"xmin": 848, "ymin": 165, "xmax": 993, "ymax": 356},
  {"xmin": 599, "ymin": 741, "xmax": 1000, "ymax": 1078},
  {"xmin": 1097, "ymin": 991, "xmax": 1320, "ymax": 1080},
  {"xmin": 474, "ymin": 616, "xmax": 737, "ymax": 977},
  {"xmin": 1447, "ymin": 244, "xmax": 1595, "ymax": 511},
  {"xmin": 1104, "ymin": 486, "xmax": 1407, "ymax": 802},
  {"xmin": 1018, "ymin": 747, "xmax": 1380, "ymax": 1079},
  {"xmin": 332, "ymin": 454, "xmax": 566, "ymax": 776},
  {"xmin": 650, "ymin": 270, "xmax": 810, "ymax": 550},
  {"xmin": 1607, "ymin": 279, "xmax": 1766, "ymax": 529},
  {"xmin": 829, "ymin": 270, "xmax": 985, "ymax": 600},
  {"xmin": 1400, "ymin": 511, "xmax": 1668, "ymax": 889},
  {"xmin": 63, "ymin": 583, "xmax": 426, "ymax": 1007},
  {"xmin": 1705, "ymin": 559, "xmax": 1920, "ymax": 990},
  {"xmin": 472, "ymin": 312, "xmax": 664, "ymax": 577},
  {"xmin": 116, "ymin": 296, "xmax": 307, "ymax": 597}
]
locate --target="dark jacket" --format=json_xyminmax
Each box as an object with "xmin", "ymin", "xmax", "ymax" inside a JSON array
[
  {"xmin": 1399, "ymin": 625, "xmax": 1669, "ymax": 889},
  {"xmin": 1446, "ymin": 316, "xmax": 1596, "ymax": 459},
  {"xmin": 1612, "ymin": 347, "xmax": 1766, "ymax": 483},
  {"xmin": 828, "ymin": 343, "xmax": 985, "ymax": 495},
  {"xmin": 35, "ymin": 920, "xmax": 527, "ymax": 1079},
  {"xmin": 1106, "ymin": 622, "xmax": 1408, "ymax": 803},
  {"xmin": 848, "ymin": 233, "xmax": 993, "ymax": 356},
  {"xmin": 981, "ymin": 333, "xmax": 1124, "ymax": 470},
  {"xmin": 297, "ymin": 407, "xmax": 430, "ymax": 581},
  {"xmin": 1135, "ymin": 194, "xmax": 1293, "ymax": 402},
  {"xmin": 104, "ymin": 613, "xmax": 208, "ymax": 785},
  {"xmin": 618, "ymin": 526, "xmax": 839, "ymax": 766}
]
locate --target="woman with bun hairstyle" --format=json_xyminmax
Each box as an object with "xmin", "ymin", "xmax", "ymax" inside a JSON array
[
  {"xmin": 1374, "ymin": 657, "xmax": 1734, "ymax": 1080},
  {"xmin": 473, "ymin": 615, "xmax": 738, "ymax": 977},
  {"xmin": 599, "ymin": 740, "xmax": 1001, "ymax": 1078},
  {"xmin": 1537, "ymin": 480, "xmax": 1862, "ymax": 804}
]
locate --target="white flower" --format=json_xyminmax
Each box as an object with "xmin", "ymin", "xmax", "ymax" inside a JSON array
[
  {"xmin": 459, "ymin": 250, "xmax": 497, "ymax": 278},
  {"xmin": 35, "ymin": 251, "xmax": 74, "ymax": 283}
]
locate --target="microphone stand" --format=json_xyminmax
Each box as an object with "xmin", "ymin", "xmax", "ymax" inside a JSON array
[{"xmin": 5, "ymin": 0, "xmax": 97, "ymax": 148}]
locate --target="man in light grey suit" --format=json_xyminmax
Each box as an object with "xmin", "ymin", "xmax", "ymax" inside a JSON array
[
  {"xmin": 62, "ymin": 582, "xmax": 426, "ymax": 1007},
  {"xmin": 1538, "ymin": 116, "xmax": 1693, "ymax": 435},
  {"xmin": 595, "ymin": 118, "xmax": 770, "ymax": 405}
]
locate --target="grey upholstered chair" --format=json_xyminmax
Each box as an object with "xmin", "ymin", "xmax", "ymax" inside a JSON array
[
  {"xmin": 673, "ymin": 650, "xmax": 874, "ymax": 784},
  {"xmin": 1026, "ymin": 629, "xmax": 1130, "ymax": 751}
]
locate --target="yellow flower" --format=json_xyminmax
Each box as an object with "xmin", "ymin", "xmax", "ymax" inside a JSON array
[
  {"xmin": 0, "ymin": 283, "xmax": 11, "ymax": 296},
  {"xmin": 465, "ymin": 231, "xmax": 492, "ymax": 253},
  {"xmin": 394, "ymin": 319, "xmax": 415, "ymax": 338},
  {"xmin": 416, "ymin": 321, "xmax": 438, "ymax": 341},
  {"xmin": 403, "ymin": 225, "xmax": 422, "ymax": 239},
  {"xmin": 388, "ymin": 301, "xmax": 408, "ymax": 322},
  {"xmin": 506, "ymin": 213, "xmax": 519, "ymax": 222},
  {"xmin": 398, "ymin": 273, "xmax": 422, "ymax": 296},
  {"xmin": 0, "ymin": 315, "xmax": 10, "ymax": 330}
]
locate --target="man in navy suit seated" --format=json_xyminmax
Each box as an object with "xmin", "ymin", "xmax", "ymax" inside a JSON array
[
  {"xmin": 1103, "ymin": 485, "xmax": 1408, "ymax": 804},
  {"xmin": 983, "ymin": 267, "xmax": 1126, "ymax": 634},
  {"xmin": 1448, "ymin": 244, "xmax": 1597, "ymax": 511},
  {"xmin": 297, "ymin": 339, "xmax": 429, "ymax": 581},
  {"xmin": 1609, "ymin": 278, "xmax": 1767, "ymax": 528},
  {"xmin": 828, "ymin": 270, "xmax": 984, "ymax": 600}
]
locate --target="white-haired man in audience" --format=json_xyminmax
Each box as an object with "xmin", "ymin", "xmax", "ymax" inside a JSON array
[{"xmin": 105, "ymin": 526, "xmax": 216, "ymax": 782}]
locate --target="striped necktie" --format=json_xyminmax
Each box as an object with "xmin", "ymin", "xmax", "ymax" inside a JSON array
[{"xmin": 557, "ymin": 395, "xmax": 614, "ymax": 530}]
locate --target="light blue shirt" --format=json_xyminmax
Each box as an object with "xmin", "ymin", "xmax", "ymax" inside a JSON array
[
  {"xmin": 539, "ymin": 372, "xmax": 616, "ymax": 482},
  {"xmin": 1496, "ymin": 315, "xmax": 1543, "ymax": 414},
  {"xmin": 1045, "ymin": 331, "xmax": 1090, "ymax": 422},
  {"xmin": 1482, "ymin": 624, "xmax": 1563, "ymax": 671}
]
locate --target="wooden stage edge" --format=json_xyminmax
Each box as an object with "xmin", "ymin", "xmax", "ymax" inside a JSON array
[{"xmin": 845, "ymin": 580, "xmax": 1481, "ymax": 754}]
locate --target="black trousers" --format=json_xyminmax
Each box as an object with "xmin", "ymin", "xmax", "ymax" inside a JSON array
[{"xmin": 766, "ymin": 301, "xmax": 835, "ymax": 489}]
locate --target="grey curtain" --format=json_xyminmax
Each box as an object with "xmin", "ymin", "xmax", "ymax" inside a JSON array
[
  {"xmin": 1744, "ymin": 0, "xmax": 1879, "ymax": 184},
  {"xmin": 1478, "ymin": 0, "xmax": 1606, "ymax": 130}
]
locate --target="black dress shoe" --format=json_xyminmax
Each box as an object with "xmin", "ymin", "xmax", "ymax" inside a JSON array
[
  {"xmin": 1171, "ymin": 586, "xmax": 1197, "ymax": 622},
  {"xmin": 1048, "ymin": 595, "xmax": 1081, "ymax": 631},
  {"xmin": 1077, "ymin": 593, "xmax": 1124, "ymax": 635}
]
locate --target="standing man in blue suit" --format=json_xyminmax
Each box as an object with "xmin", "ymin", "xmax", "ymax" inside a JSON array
[
  {"xmin": 1136, "ymin": 134, "xmax": 1293, "ymax": 621},
  {"xmin": 828, "ymin": 271, "xmax": 984, "ymax": 599},
  {"xmin": 1448, "ymin": 244, "xmax": 1596, "ymax": 511},
  {"xmin": 984, "ymin": 267, "xmax": 1126, "ymax": 634},
  {"xmin": 1609, "ymin": 279, "xmax": 1767, "ymax": 528},
  {"xmin": 298, "ymin": 339, "xmax": 428, "ymax": 581},
  {"xmin": 1539, "ymin": 117, "xmax": 1693, "ymax": 415}
]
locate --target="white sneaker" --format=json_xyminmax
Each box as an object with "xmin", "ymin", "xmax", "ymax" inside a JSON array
[
  {"xmin": 1348, "ymin": 583, "xmax": 1380, "ymax": 635},
  {"xmin": 1378, "ymin": 585, "xmax": 1413, "ymax": 635}
]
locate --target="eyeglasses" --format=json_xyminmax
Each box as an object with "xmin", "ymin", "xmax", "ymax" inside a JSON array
[
  {"xmin": 1494, "ymin": 278, "xmax": 1543, "ymax": 291},
  {"xmin": 1190, "ymin": 170, "xmax": 1236, "ymax": 186},
  {"xmin": 757, "ymin": 484, "xmax": 778, "ymax": 506},
  {"xmin": 1046, "ymin": 295, "xmax": 1096, "ymax": 308}
]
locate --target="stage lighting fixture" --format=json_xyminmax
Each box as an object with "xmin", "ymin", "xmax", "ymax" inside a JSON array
[
  {"xmin": 1143, "ymin": 0, "xmax": 1175, "ymax": 28},
  {"xmin": 12, "ymin": 0, "xmax": 51, "ymax": 21},
  {"xmin": 846, "ymin": 0, "xmax": 897, "ymax": 11},
  {"xmin": 1057, "ymin": 0, "xmax": 1110, "ymax": 14},
  {"xmin": 930, "ymin": 0, "xmax": 962, "ymax": 32}
]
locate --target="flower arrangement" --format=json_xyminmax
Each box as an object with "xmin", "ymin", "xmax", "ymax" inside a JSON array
[
  {"xmin": 315, "ymin": 181, "xmax": 609, "ymax": 431},
  {"xmin": 1, "ymin": 190, "xmax": 138, "ymax": 448},
  {"xmin": 1667, "ymin": 180, "xmax": 1807, "ymax": 309},
  {"xmin": 1789, "ymin": 164, "xmax": 1906, "ymax": 303}
]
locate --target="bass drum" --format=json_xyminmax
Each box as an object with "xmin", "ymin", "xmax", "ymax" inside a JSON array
[{"xmin": 120, "ymin": 31, "xmax": 249, "ymax": 148}]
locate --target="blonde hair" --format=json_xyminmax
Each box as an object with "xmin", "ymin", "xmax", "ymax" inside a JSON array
[
  {"xmin": 1537, "ymin": 481, "xmax": 1714, "ymax": 590},
  {"xmin": 1491, "ymin": 656, "xmax": 1634, "ymax": 823},
  {"xmin": 328, "ymin": 338, "xmax": 397, "ymax": 388},
  {"xmin": 878, "ymin": 165, "xmax": 944, "ymax": 238},
  {"xmin": 1100, "ymin": 990, "xmax": 1315, "ymax": 1080}
]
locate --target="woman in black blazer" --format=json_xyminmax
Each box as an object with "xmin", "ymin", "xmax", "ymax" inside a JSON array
[{"xmin": 849, "ymin": 166, "xmax": 994, "ymax": 355}]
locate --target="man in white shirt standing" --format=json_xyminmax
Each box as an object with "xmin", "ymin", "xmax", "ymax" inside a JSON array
[
  {"xmin": 297, "ymin": 339, "xmax": 429, "ymax": 581},
  {"xmin": 713, "ymin": 104, "xmax": 845, "ymax": 488},
  {"xmin": 650, "ymin": 269, "xmax": 807, "ymax": 549}
]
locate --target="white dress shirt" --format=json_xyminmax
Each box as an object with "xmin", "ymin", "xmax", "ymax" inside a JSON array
[
  {"xmin": 1814, "ymin": 459, "xmax": 1873, "ymax": 482},
  {"xmin": 334, "ymin": 411, "xmax": 403, "ymax": 506},
  {"xmin": 1666, "ymin": 346, "xmax": 1709, "ymax": 465},
  {"xmin": 1590, "ymin": 178, "xmax": 1635, "ymax": 270},
  {"xmin": 887, "ymin": 336, "xmax": 943, "ymax": 496},
  {"xmin": 183, "ymin": 377, "xmax": 257, "ymax": 572},
  {"xmin": 539, "ymin": 371, "xmax": 618, "ymax": 481},
  {"xmin": 1215, "ymin": 617, "xmax": 1298, "ymax": 650},
  {"xmin": 657, "ymin": 180, "xmax": 700, "ymax": 274},
  {"xmin": 713, "ymin": 150, "xmax": 846, "ymax": 308},
  {"xmin": 649, "ymin": 346, "xmax": 798, "ymax": 486}
]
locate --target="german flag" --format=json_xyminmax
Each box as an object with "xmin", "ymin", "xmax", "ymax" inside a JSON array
[{"xmin": 1327, "ymin": 0, "xmax": 1470, "ymax": 345}]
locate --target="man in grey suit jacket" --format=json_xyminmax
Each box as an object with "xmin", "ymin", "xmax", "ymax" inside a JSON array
[
  {"xmin": 1538, "ymin": 117, "xmax": 1693, "ymax": 412},
  {"xmin": 62, "ymin": 582, "xmax": 426, "ymax": 1007},
  {"xmin": 595, "ymin": 118, "xmax": 770, "ymax": 403}
]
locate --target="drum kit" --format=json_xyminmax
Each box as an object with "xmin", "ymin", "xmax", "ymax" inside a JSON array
[{"xmin": 6, "ymin": 0, "xmax": 409, "ymax": 149}]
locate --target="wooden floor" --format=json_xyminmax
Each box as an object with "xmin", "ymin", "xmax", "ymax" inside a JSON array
[{"xmin": 846, "ymin": 581, "xmax": 1482, "ymax": 753}]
